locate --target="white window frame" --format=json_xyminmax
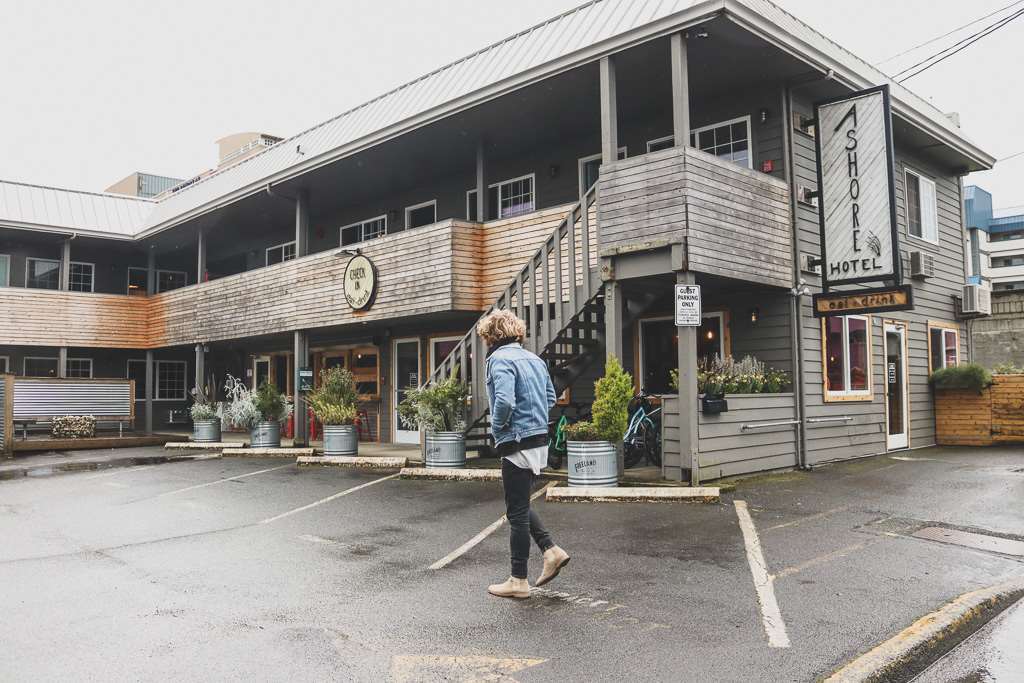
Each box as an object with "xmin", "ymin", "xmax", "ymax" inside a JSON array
[
  {"xmin": 927, "ymin": 322, "xmax": 960, "ymax": 373},
  {"xmin": 688, "ymin": 115, "xmax": 754, "ymax": 169},
  {"xmin": 25, "ymin": 257, "xmax": 61, "ymax": 289},
  {"xmin": 156, "ymin": 360, "xmax": 188, "ymax": 401},
  {"xmin": 67, "ymin": 261, "xmax": 95, "ymax": 293},
  {"xmin": 904, "ymin": 166, "xmax": 939, "ymax": 245},
  {"xmin": 157, "ymin": 269, "xmax": 188, "ymax": 293},
  {"xmin": 404, "ymin": 199, "xmax": 437, "ymax": 230},
  {"xmin": 23, "ymin": 356, "xmax": 59, "ymax": 377},
  {"xmin": 428, "ymin": 335, "xmax": 463, "ymax": 376},
  {"xmin": 65, "ymin": 357, "xmax": 93, "ymax": 378},
  {"xmin": 466, "ymin": 173, "xmax": 537, "ymax": 221},
  {"xmin": 822, "ymin": 315, "xmax": 873, "ymax": 401},
  {"xmin": 0, "ymin": 356, "xmax": 9, "ymax": 373},
  {"xmin": 340, "ymin": 215, "xmax": 389, "ymax": 245},
  {"xmin": 646, "ymin": 135, "xmax": 675, "ymax": 153},
  {"xmin": 0, "ymin": 254, "xmax": 10, "ymax": 287},
  {"xmin": 127, "ymin": 359, "xmax": 147, "ymax": 401},
  {"xmin": 265, "ymin": 240, "xmax": 297, "ymax": 266},
  {"xmin": 577, "ymin": 148, "xmax": 627, "ymax": 195}
]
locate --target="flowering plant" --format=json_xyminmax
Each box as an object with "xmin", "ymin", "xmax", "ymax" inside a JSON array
[{"xmin": 670, "ymin": 355, "xmax": 791, "ymax": 395}]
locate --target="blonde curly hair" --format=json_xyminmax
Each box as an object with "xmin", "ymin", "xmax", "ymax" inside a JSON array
[{"xmin": 476, "ymin": 310, "xmax": 526, "ymax": 345}]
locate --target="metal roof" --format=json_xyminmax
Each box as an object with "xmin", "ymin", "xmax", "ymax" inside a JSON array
[
  {"xmin": 0, "ymin": 0, "xmax": 997, "ymax": 241},
  {"xmin": 0, "ymin": 180, "xmax": 152, "ymax": 239}
]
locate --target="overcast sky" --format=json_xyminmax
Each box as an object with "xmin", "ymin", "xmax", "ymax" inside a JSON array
[{"xmin": 1, "ymin": 0, "xmax": 1020, "ymax": 209}]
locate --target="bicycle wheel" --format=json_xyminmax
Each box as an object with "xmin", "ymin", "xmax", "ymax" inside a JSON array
[
  {"xmin": 547, "ymin": 446, "xmax": 563, "ymax": 470},
  {"xmin": 644, "ymin": 421, "xmax": 662, "ymax": 466},
  {"xmin": 623, "ymin": 439, "xmax": 644, "ymax": 468}
]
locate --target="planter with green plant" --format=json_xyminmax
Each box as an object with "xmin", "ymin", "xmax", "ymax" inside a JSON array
[
  {"xmin": 308, "ymin": 367, "xmax": 359, "ymax": 456},
  {"xmin": 396, "ymin": 376, "xmax": 469, "ymax": 468},
  {"xmin": 563, "ymin": 356, "xmax": 633, "ymax": 487},
  {"xmin": 189, "ymin": 379, "xmax": 221, "ymax": 443},
  {"xmin": 223, "ymin": 374, "xmax": 291, "ymax": 448}
]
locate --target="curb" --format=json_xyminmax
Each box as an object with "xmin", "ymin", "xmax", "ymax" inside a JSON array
[
  {"xmin": 0, "ymin": 452, "xmax": 220, "ymax": 481},
  {"xmin": 221, "ymin": 447, "xmax": 315, "ymax": 457},
  {"xmin": 400, "ymin": 467, "xmax": 504, "ymax": 481},
  {"xmin": 298, "ymin": 455, "xmax": 408, "ymax": 469},
  {"xmin": 825, "ymin": 576, "xmax": 1024, "ymax": 682},
  {"xmin": 545, "ymin": 485, "xmax": 720, "ymax": 503},
  {"xmin": 164, "ymin": 442, "xmax": 247, "ymax": 450}
]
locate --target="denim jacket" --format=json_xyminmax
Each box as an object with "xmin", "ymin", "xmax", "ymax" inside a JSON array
[{"xmin": 485, "ymin": 341, "xmax": 556, "ymax": 448}]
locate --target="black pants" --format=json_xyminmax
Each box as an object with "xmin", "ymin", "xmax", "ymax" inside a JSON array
[{"xmin": 502, "ymin": 458, "xmax": 554, "ymax": 579}]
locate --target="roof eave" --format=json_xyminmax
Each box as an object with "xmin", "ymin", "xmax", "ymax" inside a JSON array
[{"xmin": 0, "ymin": 220, "xmax": 135, "ymax": 241}]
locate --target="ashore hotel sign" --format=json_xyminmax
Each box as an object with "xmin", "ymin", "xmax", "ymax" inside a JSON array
[{"xmin": 812, "ymin": 84, "xmax": 912, "ymax": 316}]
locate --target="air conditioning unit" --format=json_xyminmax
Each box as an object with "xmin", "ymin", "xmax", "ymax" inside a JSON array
[
  {"xmin": 962, "ymin": 283, "xmax": 992, "ymax": 316},
  {"xmin": 800, "ymin": 252, "xmax": 822, "ymax": 274},
  {"xmin": 909, "ymin": 250, "xmax": 935, "ymax": 279},
  {"xmin": 797, "ymin": 186, "xmax": 819, "ymax": 207}
]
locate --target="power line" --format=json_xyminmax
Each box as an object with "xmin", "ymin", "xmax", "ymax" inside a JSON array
[
  {"xmin": 876, "ymin": 0, "xmax": 1024, "ymax": 66},
  {"xmin": 998, "ymin": 150, "xmax": 1024, "ymax": 162},
  {"xmin": 895, "ymin": 6, "xmax": 1024, "ymax": 82}
]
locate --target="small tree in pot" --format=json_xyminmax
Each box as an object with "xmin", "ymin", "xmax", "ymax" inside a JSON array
[
  {"xmin": 308, "ymin": 367, "xmax": 359, "ymax": 456},
  {"xmin": 189, "ymin": 378, "xmax": 221, "ymax": 443},
  {"xmin": 223, "ymin": 374, "xmax": 291, "ymax": 448},
  {"xmin": 397, "ymin": 376, "xmax": 470, "ymax": 468},
  {"xmin": 564, "ymin": 356, "xmax": 633, "ymax": 487}
]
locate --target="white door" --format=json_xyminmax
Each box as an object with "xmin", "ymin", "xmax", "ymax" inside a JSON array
[
  {"xmin": 393, "ymin": 338, "xmax": 421, "ymax": 444},
  {"xmin": 884, "ymin": 323, "xmax": 909, "ymax": 450}
]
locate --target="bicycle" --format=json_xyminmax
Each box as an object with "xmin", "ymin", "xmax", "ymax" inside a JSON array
[
  {"xmin": 623, "ymin": 392, "xmax": 662, "ymax": 468},
  {"xmin": 547, "ymin": 404, "xmax": 590, "ymax": 470}
]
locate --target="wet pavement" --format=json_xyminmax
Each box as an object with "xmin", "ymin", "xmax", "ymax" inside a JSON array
[
  {"xmin": 914, "ymin": 599, "xmax": 1024, "ymax": 682},
  {"xmin": 0, "ymin": 445, "xmax": 1021, "ymax": 681}
]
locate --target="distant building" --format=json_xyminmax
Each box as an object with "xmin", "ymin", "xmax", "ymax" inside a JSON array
[
  {"xmin": 965, "ymin": 185, "xmax": 1024, "ymax": 292},
  {"xmin": 215, "ymin": 132, "xmax": 283, "ymax": 169},
  {"xmin": 105, "ymin": 172, "xmax": 184, "ymax": 198}
]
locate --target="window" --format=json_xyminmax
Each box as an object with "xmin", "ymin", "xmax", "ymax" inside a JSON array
[
  {"xmin": 127, "ymin": 359, "xmax": 147, "ymax": 400},
  {"xmin": 68, "ymin": 262, "xmax": 94, "ymax": 293},
  {"xmin": 127, "ymin": 267, "xmax": 148, "ymax": 296},
  {"xmin": 990, "ymin": 229, "xmax": 1024, "ymax": 242},
  {"xmin": 26, "ymin": 258, "xmax": 60, "ymax": 290},
  {"xmin": 646, "ymin": 135, "xmax": 674, "ymax": 153},
  {"xmin": 905, "ymin": 168, "xmax": 938, "ymax": 243},
  {"xmin": 578, "ymin": 148, "xmax": 627, "ymax": 195},
  {"xmin": 928, "ymin": 324, "xmax": 959, "ymax": 372},
  {"xmin": 823, "ymin": 316, "xmax": 872, "ymax": 399},
  {"xmin": 157, "ymin": 361, "xmax": 187, "ymax": 400},
  {"xmin": 266, "ymin": 241, "xmax": 297, "ymax": 266},
  {"xmin": 341, "ymin": 215, "xmax": 388, "ymax": 246},
  {"xmin": 157, "ymin": 270, "xmax": 187, "ymax": 293},
  {"xmin": 991, "ymin": 255, "xmax": 1024, "ymax": 268},
  {"xmin": 0, "ymin": 356, "xmax": 9, "ymax": 373},
  {"xmin": 0, "ymin": 254, "xmax": 9, "ymax": 287},
  {"xmin": 688, "ymin": 116, "xmax": 753, "ymax": 169},
  {"xmin": 24, "ymin": 357, "xmax": 59, "ymax": 377},
  {"xmin": 65, "ymin": 358, "xmax": 93, "ymax": 378},
  {"xmin": 994, "ymin": 281, "xmax": 1024, "ymax": 291},
  {"xmin": 466, "ymin": 174, "xmax": 536, "ymax": 221},
  {"xmin": 639, "ymin": 313, "xmax": 730, "ymax": 394},
  {"xmin": 405, "ymin": 200, "xmax": 437, "ymax": 229}
]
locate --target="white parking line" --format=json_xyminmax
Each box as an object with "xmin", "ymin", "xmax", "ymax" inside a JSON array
[
  {"xmin": 259, "ymin": 473, "xmax": 400, "ymax": 525},
  {"xmin": 734, "ymin": 500, "xmax": 791, "ymax": 648},
  {"xmin": 158, "ymin": 464, "xmax": 293, "ymax": 498},
  {"xmin": 429, "ymin": 482, "xmax": 553, "ymax": 570}
]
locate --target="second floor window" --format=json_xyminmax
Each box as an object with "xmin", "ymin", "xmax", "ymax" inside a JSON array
[
  {"xmin": 467, "ymin": 174, "xmax": 536, "ymax": 221},
  {"xmin": 0, "ymin": 254, "xmax": 9, "ymax": 286},
  {"xmin": 905, "ymin": 168, "xmax": 938, "ymax": 243},
  {"xmin": 341, "ymin": 216, "xmax": 388, "ymax": 246},
  {"xmin": 158, "ymin": 270, "xmax": 187, "ymax": 293},
  {"xmin": 266, "ymin": 241, "xmax": 297, "ymax": 266},
  {"xmin": 991, "ymin": 255, "xmax": 1024, "ymax": 268},
  {"xmin": 68, "ymin": 262, "xmax": 94, "ymax": 293},
  {"xmin": 690, "ymin": 116, "xmax": 752, "ymax": 169},
  {"xmin": 26, "ymin": 258, "xmax": 60, "ymax": 290},
  {"xmin": 824, "ymin": 315, "xmax": 871, "ymax": 399}
]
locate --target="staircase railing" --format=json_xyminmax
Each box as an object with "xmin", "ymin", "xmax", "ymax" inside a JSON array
[{"xmin": 428, "ymin": 185, "xmax": 601, "ymax": 430}]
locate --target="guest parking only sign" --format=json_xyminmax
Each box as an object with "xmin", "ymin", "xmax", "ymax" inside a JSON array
[{"xmin": 675, "ymin": 285, "xmax": 701, "ymax": 326}]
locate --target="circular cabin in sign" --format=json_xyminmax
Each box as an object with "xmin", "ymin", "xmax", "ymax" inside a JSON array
[{"xmin": 343, "ymin": 254, "xmax": 377, "ymax": 310}]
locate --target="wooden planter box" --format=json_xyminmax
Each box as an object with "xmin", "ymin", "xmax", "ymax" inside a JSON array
[{"xmin": 935, "ymin": 375, "xmax": 1024, "ymax": 446}]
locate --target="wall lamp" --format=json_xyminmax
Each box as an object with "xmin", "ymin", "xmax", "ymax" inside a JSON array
[
  {"xmin": 749, "ymin": 307, "xmax": 760, "ymax": 324},
  {"xmin": 335, "ymin": 247, "xmax": 362, "ymax": 257}
]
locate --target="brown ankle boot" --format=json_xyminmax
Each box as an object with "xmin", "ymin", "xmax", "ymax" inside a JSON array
[
  {"xmin": 535, "ymin": 546, "xmax": 570, "ymax": 587},
  {"xmin": 488, "ymin": 576, "xmax": 531, "ymax": 599}
]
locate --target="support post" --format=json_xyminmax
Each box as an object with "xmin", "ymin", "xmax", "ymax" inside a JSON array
[
  {"xmin": 145, "ymin": 350, "xmax": 154, "ymax": 434},
  {"xmin": 197, "ymin": 230, "xmax": 207, "ymax": 284},
  {"xmin": 146, "ymin": 248, "xmax": 156, "ymax": 296},
  {"xmin": 57, "ymin": 347, "xmax": 68, "ymax": 379},
  {"xmin": 676, "ymin": 271, "xmax": 700, "ymax": 486},
  {"xmin": 670, "ymin": 33, "xmax": 691, "ymax": 148},
  {"xmin": 59, "ymin": 238, "xmax": 71, "ymax": 291},
  {"xmin": 600, "ymin": 56, "xmax": 618, "ymax": 165},
  {"xmin": 295, "ymin": 190, "xmax": 310, "ymax": 257},
  {"xmin": 603, "ymin": 279, "xmax": 623, "ymax": 363},
  {"xmin": 293, "ymin": 331, "xmax": 309, "ymax": 447},
  {"xmin": 476, "ymin": 139, "xmax": 488, "ymax": 222},
  {"xmin": 195, "ymin": 343, "xmax": 206, "ymax": 398}
]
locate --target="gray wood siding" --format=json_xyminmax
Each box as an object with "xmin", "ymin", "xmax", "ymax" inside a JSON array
[
  {"xmin": 791, "ymin": 92, "xmax": 968, "ymax": 464},
  {"xmin": 597, "ymin": 146, "xmax": 792, "ymax": 288}
]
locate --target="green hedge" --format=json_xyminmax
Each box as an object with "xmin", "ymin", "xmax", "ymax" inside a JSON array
[{"xmin": 929, "ymin": 363, "xmax": 993, "ymax": 392}]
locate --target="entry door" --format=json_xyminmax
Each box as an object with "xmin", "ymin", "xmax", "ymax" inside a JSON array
[
  {"xmin": 253, "ymin": 357, "xmax": 271, "ymax": 390},
  {"xmin": 393, "ymin": 338, "xmax": 421, "ymax": 444},
  {"xmin": 884, "ymin": 323, "xmax": 909, "ymax": 450}
]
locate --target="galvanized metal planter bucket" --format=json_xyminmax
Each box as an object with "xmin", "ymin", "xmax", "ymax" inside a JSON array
[
  {"xmin": 322, "ymin": 424, "xmax": 358, "ymax": 456},
  {"xmin": 192, "ymin": 418, "xmax": 222, "ymax": 443},
  {"xmin": 567, "ymin": 440, "xmax": 618, "ymax": 487},
  {"xmin": 250, "ymin": 421, "xmax": 281, "ymax": 448},
  {"xmin": 424, "ymin": 431, "xmax": 466, "ymax": 468}
]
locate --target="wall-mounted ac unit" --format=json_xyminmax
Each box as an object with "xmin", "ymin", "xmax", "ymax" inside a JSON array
[
  {"xmin": 800, "ymin": 253, "xmax": 821, "ymax": 274},
  {"xmin": 797, "ymin": 186, "xmax": 819, "ymax": 207},
  {"xmin": 909, "ymin": 250, "xmax": 935, "ymax": 279},
  {"xmin": 961, "ymin": 283, "xmax": 992, "ymax": 316}
]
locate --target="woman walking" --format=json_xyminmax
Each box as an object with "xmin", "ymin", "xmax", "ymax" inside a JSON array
[{"xmin": 476, "ymin": 310, "xmax": 570, "ymax": 599}]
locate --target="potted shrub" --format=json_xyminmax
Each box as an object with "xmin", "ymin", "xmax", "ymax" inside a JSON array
[
  {"xmin": 397, "ymin": 376, "xmax": 469, "ymax": 468},
  {"xmin": 563, "ymin": 356, "xmax": 633, "ymax": 487},
  {"xmin": 189, "ymin": 380, "xmax": 221, "ymax": 443},
  {"xmin": 223, "ymin": 374, "xmax": 291, "ymax": 448},
  {"xmin": 308, "ymin": 367, "xmax": 359, "ymax": 456}
]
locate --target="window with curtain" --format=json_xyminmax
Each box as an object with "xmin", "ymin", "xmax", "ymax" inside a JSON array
[
  {"xmin": 929, "ymin": 326, "xmax": 959, "ymax": 372},
  {"xmin": 905, "ymin": 168, "xmax": 938, "ymax": 243},
  {"xmin": 824, "ymin": 316, "xmax": 871, "ymax": 398}
]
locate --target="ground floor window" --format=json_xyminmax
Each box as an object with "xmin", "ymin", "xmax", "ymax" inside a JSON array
[
  {"xmin": 24, "ymin": 356, "xmax": 58, "ymax": 377},
  {"xmin": 26, "ymin": 258, "xmax": 60, "ymax": 290},
  {"xmin": 928, "ymin": 323, "xmax": 959, "ymax": 373},
  {"xmin": 823, "ymin": 315, "xmax": 872, "ymax": 400},
  {"xmin": 266, "ymin": 241, "xmax": 297, "ymax": 266},
  {"xmin": 157, "ymin": 361, "xmax": 187, "ymax": 400},
  {"xmin": 315, "ymin": 346, "xmax": 380, "ymax": 400},
  {"xmin": 65, "ymin": 358, "xmax": 93, "ymax": 378},
  {"xmin": 341, "ymin": 215, "xmax": 388, "ymax": 246},
  {"xmin": 127, "ymin": 359, "xmax": 147, "ymax": 399},
  {"xmin": 639, "ymin": 313, "xmax": 729, "ymax": 394}
]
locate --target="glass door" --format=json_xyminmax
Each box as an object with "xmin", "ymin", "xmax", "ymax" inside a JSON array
[
  {"xmin": 253, "ymin": 357, "xmax": 271, "ymax": 390},
  {"xmin": 884, "ymin": 322, "xmax": 909, "ymax": 450},
  {"xmin": 393, "ymin": 338, "xmax": 421, "ymax": 444}
]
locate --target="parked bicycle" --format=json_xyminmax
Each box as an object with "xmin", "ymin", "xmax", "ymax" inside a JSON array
[
  {"xmin": 623, "ymin": 392, "xmax": 662, "ymax": 468},
  {"xmin": 547, "ymin": 404, "xmax": 590, "ymax": 470}
]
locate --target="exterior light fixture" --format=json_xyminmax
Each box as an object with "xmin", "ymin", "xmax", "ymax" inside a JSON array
[
  {"xmin": 706, "ymin": 329, "xmax": 715, "ymax": 340},
  {"xmin": 335, "ymin": 247, "xmax": 362, "ymax": 257},
  {"xmin": 759, "ymin": 108, "xmax": 770, "ymax": 123},
  {"xmin": 750, "ymin": 307, "xmax": 759, "ymax": 324}
]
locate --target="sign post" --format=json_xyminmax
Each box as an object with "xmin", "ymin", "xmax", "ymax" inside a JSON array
[{"xmin": 674, "ymin": 284, "xmax": 701, "ymax": 326}]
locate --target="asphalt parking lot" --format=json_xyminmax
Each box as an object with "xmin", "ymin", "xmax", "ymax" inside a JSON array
[{"xmin": 0, "ymin": 446, "xmax": 1021, "ymax": 681}]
